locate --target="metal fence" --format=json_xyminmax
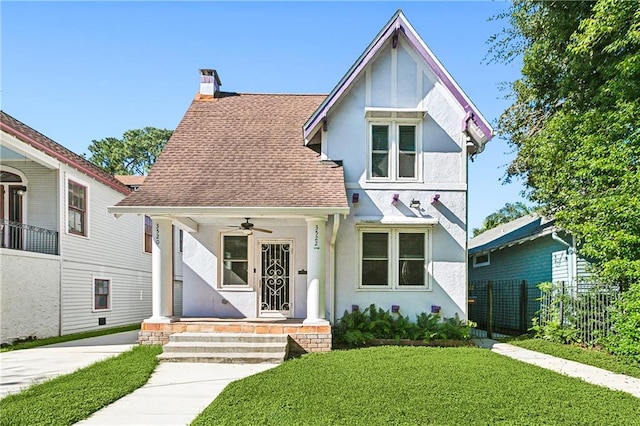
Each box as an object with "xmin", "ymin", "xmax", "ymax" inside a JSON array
[
  {"xmin": 469, "ymin": 279, "xmax": 541, "ymax": 338},
  {"xmin": 1, "ymin": 219, "xmax": 59, "ymax": 255},
  {"xmin": 538, "ymin": 281, "xmax": 619, "ymax": 346}
]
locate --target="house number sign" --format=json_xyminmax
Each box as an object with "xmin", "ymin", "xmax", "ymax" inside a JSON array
[
  {"xmin": 313, "ymin": 224, "xmax": 320, "ymax": 250},
  {"xmin": 155, "ymin": 223, "xmax": 160, "ymax": 245}
]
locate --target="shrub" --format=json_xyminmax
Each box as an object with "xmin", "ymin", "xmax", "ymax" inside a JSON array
[
  {"xmin": 604, "ymin": 282, "xmax": 640, "ymax": 362},
  {"xmin": 333, "ymin": 304, "xmax": 473, "ymax": 347}
]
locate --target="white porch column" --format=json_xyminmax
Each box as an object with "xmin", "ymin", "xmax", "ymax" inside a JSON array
[
  {"xmin": 149, "ymin": 216, "xmax": 173, "ymax": 320},
  {"xmin": 304, "ymin": 217, "xmax": 328, "ymax": 324}
]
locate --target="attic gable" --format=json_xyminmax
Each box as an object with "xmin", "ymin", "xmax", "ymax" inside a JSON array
[{"xmin": 303, "ymin": 10, "xmax": 493, "ymax": 151}]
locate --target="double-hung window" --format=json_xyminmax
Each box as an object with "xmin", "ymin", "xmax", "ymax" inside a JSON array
[
  {"xmin": 368, "ymin": 121, "xmax": 419, "ymax": 181},
  {"xmin": 222, "ymin": 235, "xmax": 249, "ymax": 287},
  {"xmin": 359, "ymin": 227, "xmax": 431, "ymax": 289},
  {"xmin": 94, "ymin": 278, "xmax": 110, "ymax": 310},
  {"xmin": 144, "ymin": 216, "xmax": 153, "ymax": 253},
  {"xmin": 68, "ymin": 180, "xmax": 87, "ymax": 236}
]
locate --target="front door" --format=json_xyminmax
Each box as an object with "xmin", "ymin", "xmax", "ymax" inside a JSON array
[{"xmin": 259, "ymin": 241, "xmax": 292, "ymax": 317}]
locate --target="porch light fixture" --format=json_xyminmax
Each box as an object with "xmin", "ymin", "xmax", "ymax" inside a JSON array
[
  {"xmin": 431, "ymin": 194, "xmax": 440, "ymax": 205},
  {"xmin": 352, "ymin": 192, "xmax": 359, "ymax": 204},
  {"xmin": 392, "ymin": 193, "xmax": 400, "ymax": 206},
  {"xmin": 409, "ymin": 199, "xmax": 420, "ymax": 209},
  {"xmin": 17, "ymin": 186, "xmax": 27, "ymax": 196},
  {"xmin": 391, "ymin": 305, "xmax": 400, "ymax": 313}
]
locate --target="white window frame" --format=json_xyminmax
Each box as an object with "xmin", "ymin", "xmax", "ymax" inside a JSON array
[
  {"xmin": 92, "ymin": 276, "xmax": 111, "ymax": 312},
  {"xmin": 473, "ymin": 252, "xmax": 490, "ymax": 268},
  {"xmin": 218, "ymin": 231, "xmax": 254, "ymax": 290},
  {"xmin": 65, "ymin": 174, "xmax": 90, "ymax": 238},
  {"xmin": 357, "ymin": 226, "xmax": 432, "ymax": 290},
  {"xmin": 366, "ymin": 117, "xmax": 422, "ymax": 183}
]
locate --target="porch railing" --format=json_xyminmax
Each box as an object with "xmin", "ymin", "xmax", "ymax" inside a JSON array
[{"xmin": 1, "ymin": 219, "xmax": 59, "ymax": 255}]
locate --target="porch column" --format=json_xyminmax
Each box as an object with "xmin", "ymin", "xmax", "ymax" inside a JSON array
[
  {"xmin": 149, "ymin": 216, "xmax": 173, "ymax": 320},
  {"xmin": 304, "ymin": 217, "xmax": 327, "ymax": 324}
]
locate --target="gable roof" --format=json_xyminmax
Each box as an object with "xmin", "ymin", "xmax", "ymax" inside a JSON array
[
  {"xmin": 468, "ymin": 214, "xmax": 557, "ymax": 255},
  {"xmin": 115, "ymin": 175, "xmax": 145, "ymax": 187},
  {"xmin": 0, "ymin": 111, "xmax": 130, "ymax": 195},
  {"xmin": 303, "ymin": 9, "xmax": 493, "ymax": 149},
  {"xmin": 113, "ymin": 93, "xmax": 349, "ymax": 212}
]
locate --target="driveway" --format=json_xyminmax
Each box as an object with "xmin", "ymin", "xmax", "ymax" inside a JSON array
[{"xmin": 0, "ymin": 330, "xmax": 138, "ymax": 397}]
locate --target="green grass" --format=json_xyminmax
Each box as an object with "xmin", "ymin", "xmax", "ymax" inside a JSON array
[
  {"xmin": 192, "ymin": 346, "xmax": 640, "ymax": 426},
  {"xmin": 0, "ymin": 345, "xmax": 161, "ymax": 426},
  {"xmin": 506, "ymin": 337, "xmax": 640, "ymax": 379},
  {"xmin": 0, "ymin": 324, "xmax": 140, "ymax": 352}
]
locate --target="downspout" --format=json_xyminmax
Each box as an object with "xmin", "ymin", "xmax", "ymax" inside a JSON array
[
  {"xmin": 329, "ymin": 213, "xmax": 340, "ymax": 323},
  {"xmin": 552, "ymin": 231, "xmax": 574, "ymax": 290}
]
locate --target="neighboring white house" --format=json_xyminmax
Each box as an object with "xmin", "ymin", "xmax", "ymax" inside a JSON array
[
  {"xmin": 0, "ymin": 111, "xmax": 154, "ymax": 344},
  {"xmin": 109, "ymin": 10, "xmax": 492, "ymax": 348}
]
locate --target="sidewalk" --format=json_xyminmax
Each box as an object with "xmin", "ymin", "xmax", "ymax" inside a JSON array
[
  {"xmin": 76, "ymin": 362, "xmax": 278, "ymax": 425},
  {"xmin": 473, "ymin": 338, "xmax": 640, "ymax": 398},
  {"xmin": 0, "ymin": 330, "xmax": 138, "ymax": 398}
]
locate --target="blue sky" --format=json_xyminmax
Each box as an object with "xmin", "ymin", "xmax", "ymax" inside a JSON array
[{"xmin": 2, "ymin": 1, "xmax": 528, "ymax": 232}]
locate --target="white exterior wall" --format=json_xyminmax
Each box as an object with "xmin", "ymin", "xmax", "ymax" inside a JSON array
[
  {"xmin": 59, "ymin": 165, "xmax": 152, "ymax": 334},
  {"xmin": 182, "ymin": 221, "xmax": 309, "ymax": 319},
  {"xmin": 326, "ymin": 38, "xmax": 469, "ymax": 321},
  {"xmin": 0, "ymin": 250, "xmax": 61, "ymax": 343}
]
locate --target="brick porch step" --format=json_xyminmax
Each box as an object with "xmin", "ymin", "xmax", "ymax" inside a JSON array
[{"xmin": 158, "ymin": 332, "xmax": 288, "ymax": 363}]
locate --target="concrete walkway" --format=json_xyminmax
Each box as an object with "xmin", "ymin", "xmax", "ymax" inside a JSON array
[
  {"xmin": 76, "ymin": 362, "xmax": 278, "ymax": 425},
  {"xmin": 0, "ymin": 330, "xmax": 138, "ymax": 397},
  {"xmin": 474, "ymin": 338, "xmax": 640, "ymax": 398}
]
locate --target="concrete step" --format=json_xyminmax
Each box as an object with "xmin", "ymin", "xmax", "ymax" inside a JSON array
[
  {"xmin": 162, "ymin": 341, "xmax": 286, "ymax": 354},
  {"xmin": 157, "ymin": 351, "xmax": 286, "ymax": 364},
  {"xmin": 169, "ymin": 332, "xmax": 288, "ymax": 344},
  {"xmin": 159, "ymin": 332, "xmax": 289, "ymax": 363}
]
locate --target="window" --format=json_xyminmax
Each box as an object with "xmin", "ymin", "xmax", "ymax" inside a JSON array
[
  {"xmin": 359, "ymin": 228, "xmax": 431, "ymax": 289},
  {"xmin": 68, "ymin": 180, "xmax": 87, "ymax": 236},
  {"xmin": 94, "ymin": 278, "xmax": 110, "ymax": 310},
  {"xmin": 179, "ymin": 229, "xmax": 183, "ymax": 253},
  {"xmin": 222, "ymin": 235, "xmax": 249, "ymax": 286},
  {"xmin": 144, "ymin": 216, "xmax": 152, "ymax": 253},
  {"xmin": 368, "ymin": 122, "xmax": 419, "ymax": 181},
  {"xmin": 473, "ymin": 253, "xmax": 490, "ymax": 267}
]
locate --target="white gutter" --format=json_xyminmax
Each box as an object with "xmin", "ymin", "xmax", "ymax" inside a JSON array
[{"xmin": 329, "ymin": 213, "xmax": 340, "ymax": 323}]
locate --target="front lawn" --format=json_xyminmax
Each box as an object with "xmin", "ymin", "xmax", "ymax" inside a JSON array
[
  {"xmin": 192, "ymin": 346, "xmax": 640, "ymax": 426},
  {"xmin": 0, "ymin": 345, "xmax": 161, "ymax": 426},
  {"xmin": 506, "ymin": 338, "xmax": 640, "ymax": 379}
]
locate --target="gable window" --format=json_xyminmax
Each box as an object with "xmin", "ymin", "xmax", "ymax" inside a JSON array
[
  {"xmin": 368, "ymin": 121, "xmax": 419, "ymax": 181},
  {"xmin": 68, "ymin": 180, "xmax": 87, "ymax": 236},
  {"xmin": 473, "ymin": 253, "xmax": 490, "ymax": 267},
  {"xmin": 94, "ymin": 278, "xmax": 110, "ymax": 310},
  {"xmin": 222, "ymin": 235, "xmax": 249, "ymax": 286},
  {"xmin": 144, "ymin": 216, "xmax": 152, "ymax": 253},
  {"xmin": 359, "ymin": 227, "xmax": 431, "ymax": 289}
]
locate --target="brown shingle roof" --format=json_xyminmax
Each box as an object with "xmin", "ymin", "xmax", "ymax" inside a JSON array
[
  {"xmin": 116, "ymin": 93, "xmax": 348, "ymax": 209},
  {"xmin": 115, "ymin": 175, "xmax": 146, "ymax": 186},
  {"xmin": 1, "ymin": 111, "xmax": 130, "ymax": 195}
]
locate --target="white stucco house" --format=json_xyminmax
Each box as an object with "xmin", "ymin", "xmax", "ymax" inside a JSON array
[
  {"xmin": 0, "ymin": 111, "xmax": 159, "ymax": 344},
  {"xmin": 109, "ymin": 10, "xmax": 493, "ymax": 351}
]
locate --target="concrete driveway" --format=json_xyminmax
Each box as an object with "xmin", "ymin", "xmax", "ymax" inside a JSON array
[{"xmin": 0, "ymin": 330, "xmax": 138, "ymax": 397}]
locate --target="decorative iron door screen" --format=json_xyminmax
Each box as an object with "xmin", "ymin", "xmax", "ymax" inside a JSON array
[{"xmin": 259, "ymin": 242, "xmax": 292, "ymax": 316}]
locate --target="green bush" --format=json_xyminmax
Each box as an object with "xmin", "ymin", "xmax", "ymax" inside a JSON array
[
  {"xmin": 604, "ymin": 282, "xmax": 640, "ymax": 362},
  {"xmin": 333, "ymin": 304, "xmax": 472, "ymax": 347}
]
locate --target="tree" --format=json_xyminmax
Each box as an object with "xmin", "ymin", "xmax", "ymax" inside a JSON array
[
  {"xmin": 472, "ymin": 202, "xmax": 532, "ymax": 237},
  {"xmin": 491, "ymin": 0, "xmax": 640, "ymax": 289},
  {"xmin": 86, "ymin": 127, "xmax": 173, "ymax": 175}
]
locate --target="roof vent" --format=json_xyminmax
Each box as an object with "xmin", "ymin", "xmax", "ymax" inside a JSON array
[{"xmin": 199, "ymin": 69, "xmax": 221, "ymax": 98}]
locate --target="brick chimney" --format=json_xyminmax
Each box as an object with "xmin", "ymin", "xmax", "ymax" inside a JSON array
[{"xmin": 199, "ymin": 69, "xmax": 221, "ymax": 98}]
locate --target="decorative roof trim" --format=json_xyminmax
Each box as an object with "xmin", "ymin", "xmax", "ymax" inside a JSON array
[
  {"xmin": 1, "ymin": 113, "xmax": 130, "ymax": 195},
  {"xmin": 468, "ymin": 226, "xmax": 558, "ymax": 256},
  {"xmin": 303, "ymin": 10, "xmax": 493, "ymax": 146}
]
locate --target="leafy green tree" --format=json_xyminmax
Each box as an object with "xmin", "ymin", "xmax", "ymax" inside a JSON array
[
  {"xmin": 491, "ymin": 0, "xmax": 640, "ymax": 289},
  {"xmin": 86, "ymin": 127, "xmax": 172, "ymax": 175},
  {"xmin": 473, "ymin": 202, "xmax": 533, "ymax": 237}
]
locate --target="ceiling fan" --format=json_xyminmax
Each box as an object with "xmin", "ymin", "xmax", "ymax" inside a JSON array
[{"xmin": 224, "ymin": 218, "xmax": 272, "ymax": 234}]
